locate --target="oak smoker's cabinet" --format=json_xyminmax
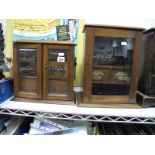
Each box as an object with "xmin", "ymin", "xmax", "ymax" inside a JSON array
[
  {"xmin": 13, "ymin": 40, "xmax": 76, "ymax": 101},
  {"xmin": 83, "ymin": 25, "xmax": 144, "ymax": 105},
  {"xmin": 137, "ymin": 28, "xmax": 155, "ymax": 107}
]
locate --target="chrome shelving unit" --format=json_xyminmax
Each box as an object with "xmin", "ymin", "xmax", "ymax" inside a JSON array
[{"xmin": 1, "ymin": 99, "xmax": 155, "ymax": 124}]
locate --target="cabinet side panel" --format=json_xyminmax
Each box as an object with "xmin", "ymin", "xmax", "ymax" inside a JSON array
[
  {"xmin": 13, "ymin": 44, "xmax": 19, "ymax": 97},
  {"xmin": 67, "ymin": 46, "xmax": 74, "ymax": 100},
  {"xmin": 83, "ymin": 28, "xmax": 94, "ymax": 102}
]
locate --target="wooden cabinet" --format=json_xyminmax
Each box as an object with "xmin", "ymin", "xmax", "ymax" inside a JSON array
[
  {"xmin": 13, "ymin": 40, "xmax": 76, "ymax": 101},
  {"xmin": 83, "ymin": 25, "xmax": 144, "ymax": 105},
  {"xmin": 137, "ymin": 28, "xmax": 155, "ymax": 107}
]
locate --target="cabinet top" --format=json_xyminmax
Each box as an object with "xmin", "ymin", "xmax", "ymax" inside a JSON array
[
  {"xmin": 83, "ymin": 24, "xmax": 145, "ymax": 32},
  {"xmin": 143, "ymin": 28, "xmax": 155, "ymax": 34},
  {"xmin": 13, "ymin": 40, "xmax": 76, "ymax": 46}
]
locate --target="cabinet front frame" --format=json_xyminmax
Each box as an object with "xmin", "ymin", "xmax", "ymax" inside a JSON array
[
  {"xmin": 83, "ymin": 27, "xmax": 142, "ymax": 104},
  {"xmin": 13, "ymin": 43, "xmax": 42, "ymax": 99},
  {"xmin": 43, "ymin": 44, "xmax": 74, "ymax": 100}
]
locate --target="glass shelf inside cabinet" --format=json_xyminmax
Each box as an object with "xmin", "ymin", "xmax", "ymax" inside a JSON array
[
  {"xmin": 92, "ymin": 37, "xmax": 134, "ymax": 95},
  {"xmin": 18, "ymin": 49, "xmax": 37, "ymax": 93},
  {"xmin": 48, "ymin": 50, "xmax": 68, "ymax": 95}
]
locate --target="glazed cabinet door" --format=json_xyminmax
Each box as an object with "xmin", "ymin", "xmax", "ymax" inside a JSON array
[
  {"xmin": 13, "ymin": 43, "xmax": 42, "ymax": 99},
  {"xmin": 83, "ymin": 26, "xmax": 143, "ymax": 104},
  {"xmin": 92, "ymin": 37, "xmax": 134, "ymax": 96},
  {"xmin": 43, "ymin": 44, "xmax": 74, "ymax": 100}
]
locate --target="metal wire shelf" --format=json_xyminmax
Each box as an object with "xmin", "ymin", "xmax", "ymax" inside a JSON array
[{"xmin": 1, "ymin": 103, "xmax": 155, "ymax": 124}]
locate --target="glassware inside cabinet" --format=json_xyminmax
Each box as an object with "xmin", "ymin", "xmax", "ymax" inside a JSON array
[
  {"xmin": 92, "ymin": 37, "xmax": 134, "ymax": 95},
  {"xmin": 18, "ymin": 48, "xmax": 37, "ymax": 93},
  {"xmin": 48, "ymin": 50, "xmax": 68, "ymax": 95}
]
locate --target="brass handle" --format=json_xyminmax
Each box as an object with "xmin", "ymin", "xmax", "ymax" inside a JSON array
[
  {"xmin": 93, "ymin": 71, "xmax": 104, "ymax": 80},
  {"xmin": 114, "ymin": 72, "xmax": 130, "ymax": 82}
]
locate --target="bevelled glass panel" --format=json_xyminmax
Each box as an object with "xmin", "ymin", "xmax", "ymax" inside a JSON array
[
  {"xmin": 18, "ymin": 49, "xmax": 37, "ymax": 93},
  {"xmin": 92, "ymin": 37, "xmax": 134, "ymax": 95},
  {"xmin": 48, "ymin": 50, "xmax": 68, "ymax": 95}
]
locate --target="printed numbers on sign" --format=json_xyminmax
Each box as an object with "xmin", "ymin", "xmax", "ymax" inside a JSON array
[{"xmin": 57, "ymin": 56, "xmax": 65, "ymax": 63}]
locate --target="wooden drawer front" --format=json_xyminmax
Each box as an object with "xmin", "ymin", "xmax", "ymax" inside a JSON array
[
  {"xmin": 110, "ymin": 69, "xmax": 130, "ymax": 84},
  {"xmin": 49, "ymin": 61, "xmax": 68, "ymax": 80},
  {"xmin": 92, "ymin": 69, "xmax": 109, "ymax": 83}
]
